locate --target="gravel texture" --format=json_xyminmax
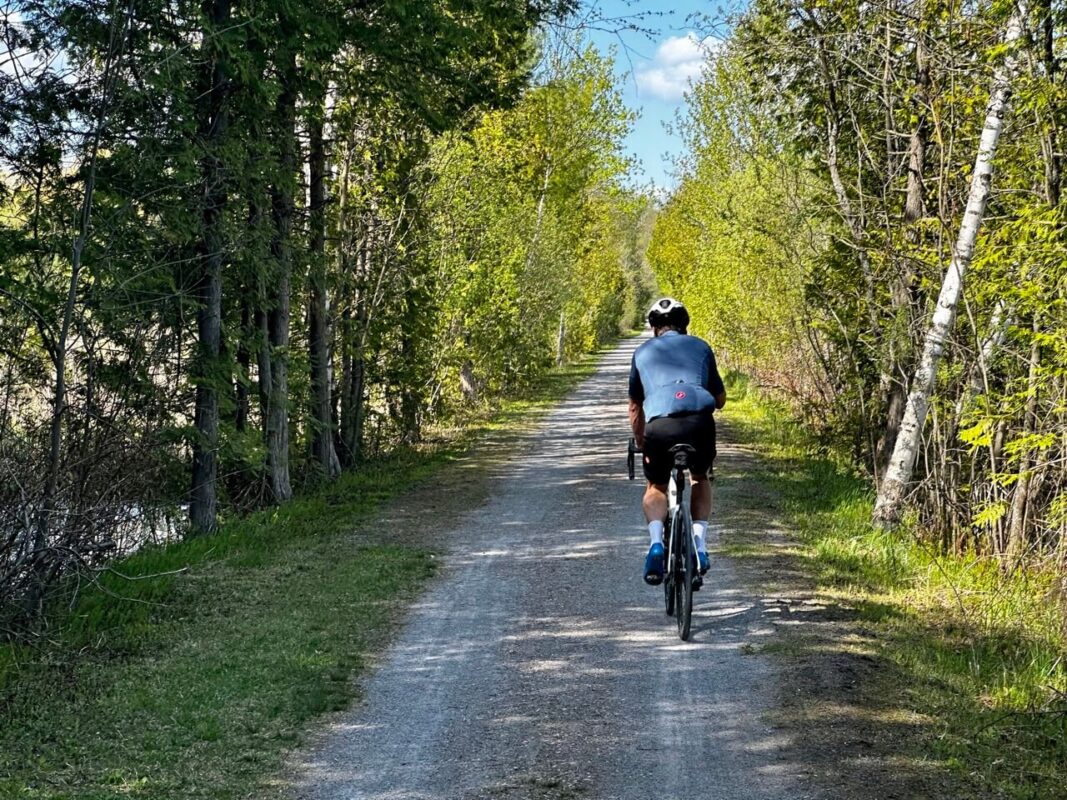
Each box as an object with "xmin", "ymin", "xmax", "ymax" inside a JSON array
[{"xmin": 290, "ymin": 336, "xmax": 821, "ymax": 800}]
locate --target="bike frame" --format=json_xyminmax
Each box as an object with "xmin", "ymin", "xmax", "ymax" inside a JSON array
[{"xmin": 664, "ymin": 461, "xmax": 692, "ymax": 581}]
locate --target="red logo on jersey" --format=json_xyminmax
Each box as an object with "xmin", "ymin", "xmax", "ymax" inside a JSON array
[{"xmin": 675, "ymin": 390, "xmax": 687, "ymax": 399}]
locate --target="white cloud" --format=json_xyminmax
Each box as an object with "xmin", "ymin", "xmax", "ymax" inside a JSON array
[{"xmin": 635, "ymin": 33, "xmax": 717, "ymax": 102}]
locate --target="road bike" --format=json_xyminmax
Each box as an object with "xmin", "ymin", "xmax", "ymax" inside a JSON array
[{"xmin": 629, "ymin": 438, "xmax": 702, "ymax": 641}]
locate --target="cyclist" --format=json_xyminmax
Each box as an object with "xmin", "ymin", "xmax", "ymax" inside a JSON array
[{"xmin": 628, "ymin": 298, "xmax": 726, "ymax": 585}]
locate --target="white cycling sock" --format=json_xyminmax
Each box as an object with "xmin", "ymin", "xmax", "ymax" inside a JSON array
[
  {"xmin": 693, "ymin": 520, "xmax": 708, "ymax": 553},
  {"xmin": 648, "ymin": 520, "xmax": 664, "ymax": 547}
]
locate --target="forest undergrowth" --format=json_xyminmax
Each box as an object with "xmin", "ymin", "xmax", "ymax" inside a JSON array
[
  {"xmin": 0, "ymin": 348, "xmax": 604, "ymax": 800},
  {"xmin": 726, "ymin": 375, "xmax": 1067, "ymax": 799}
]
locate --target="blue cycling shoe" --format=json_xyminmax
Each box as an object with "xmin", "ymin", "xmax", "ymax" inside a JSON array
[
  {"xmin": 698, "ymin": 550, "xmax": 710, "ymax": 575},
  {"xmin": 644, "ymin": 543, "xmax": 665, "ymax": 585}
]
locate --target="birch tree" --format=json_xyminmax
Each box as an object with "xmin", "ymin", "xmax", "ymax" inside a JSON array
[{"xmin": 872, "ymin": 5, "xmax": 1026, "ymax": 527}]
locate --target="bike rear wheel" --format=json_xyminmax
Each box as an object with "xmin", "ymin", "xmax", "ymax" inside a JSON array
[
  {"xmin": 663, "ymin": 516, "xmax": 675, "ymax": 616},
  {"xmin": 676, "ymin": 515, "xmax": 694, "ymax": 640}
]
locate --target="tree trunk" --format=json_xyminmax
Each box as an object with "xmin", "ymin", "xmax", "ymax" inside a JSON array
[
  {"xmin": 876, "ymin": 29, "xmax": 929, "ymax": 482},
  {"xmin": 307, "ymin": 88, "xmax": 341, "ymax": 479},
  {"xmin": 340, "ymin": 335, "xmax": 365, "ymax": 464},
  {"xmin": 460, "ymin": 359, "xmax": 479, "ymax": 402},
  {"xmin": 264, "ymin": 51, "xmax": 296, "ymax": 504},
  {"xmin": 338, "ymin": 320, "xmax": 352, "ymax": 466},
  {"xmin": 876, "ymin": 383, "xmax": 907, "ymax": 476},
  {"xmin": 904, "ymin": 30, "xmax": 930, "ymax": 224},
  {"xmin": 334, "ymin": 153, "xmax": 361, "ymax": 467},
  {"xmin": 527, "ymin": 156, "xmax": 552, "ymax": 271},
  {"xmin": 339, "ymin": 216, "xmax": 369, "ymax": 466},
  {"xmin": 1038, "ymin": 0, "xmax": 1061, "ymax": 206},
  {"xmin": 903, "ymin": 131, "xmax": 927, "ymax": 223},
  {"xmin": 337, "ymin": 140, "xmax": 373, "ymax": 467},
  {"xmin": 190, "ymin": 0, "xmax": 231, "ymax": 535},
  {"xmin": 873, "ymin": 7, "xmax": 1025, "ymax": 528}
]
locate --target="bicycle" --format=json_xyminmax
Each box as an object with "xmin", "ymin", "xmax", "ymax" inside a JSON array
[{"xmin": 629, "ymin": 438, "xmax": 702, "ymax": 641}]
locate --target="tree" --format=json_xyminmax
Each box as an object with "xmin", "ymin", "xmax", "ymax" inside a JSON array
[
  {"xmin": 189, "ymin": 0, "xmax": 233, "ymax": 534},
  {"xmin": 873, "ymin": 5, "xmax": 1026, "ymax": 528}
]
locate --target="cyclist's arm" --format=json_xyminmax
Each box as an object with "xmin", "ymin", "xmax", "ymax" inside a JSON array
[
  {"xmin": 707, "ymin": 348, "xmax": 727, "ymax": 411},
  {"xmin": 628, "ymin": 398, "xmax": 646, "ymax": 448},
  {"xmin": 628, "ymin": 354, "xmax": 646, "ymax": 446}
]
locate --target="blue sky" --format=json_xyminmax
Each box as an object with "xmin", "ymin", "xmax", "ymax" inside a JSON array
[{"xmin": 583, "ymin": 0, "xmax": 730, "ymax": 191}]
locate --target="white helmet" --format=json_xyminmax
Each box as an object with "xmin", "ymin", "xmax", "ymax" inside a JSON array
[{"xmin": 647, "ymin": 297, "xmax": 689, "ymax": 329}]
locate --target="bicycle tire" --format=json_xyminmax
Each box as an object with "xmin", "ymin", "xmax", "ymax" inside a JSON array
[
  {"xmin": 663, "ymin": 514, "xmax": 675, "ymax": 617},
  {"xmin": 676, "ymin": 513, "xmax": 694, "ymax": 641}
]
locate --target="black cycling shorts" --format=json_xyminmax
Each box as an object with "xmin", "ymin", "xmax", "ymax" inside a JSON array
[{"xmin": 642, "ymin": 412, "xmax": 716, "ymax": 485}]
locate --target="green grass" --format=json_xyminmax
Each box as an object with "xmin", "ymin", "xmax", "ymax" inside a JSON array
[
  {"xmin": 0, "ymin": 349, "xmax": 605, "ymax": 800},
  {"xmin": 724, "ymin": 374, "xmax": 1067, "ymax": 799}
]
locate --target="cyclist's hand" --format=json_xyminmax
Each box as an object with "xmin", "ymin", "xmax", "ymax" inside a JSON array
[{"xmin": 635, "ymin": 434, "xmax": 644, "ymax": 450}]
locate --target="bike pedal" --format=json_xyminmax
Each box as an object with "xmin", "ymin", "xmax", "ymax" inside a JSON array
[{"xmin": 691, "ymin": 575, "xmax": 703, "ymax": 591}]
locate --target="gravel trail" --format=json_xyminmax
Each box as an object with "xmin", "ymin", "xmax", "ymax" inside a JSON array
[{"xmin": 291, "ymin": 336, "xmax": 820, "ymax": 800}]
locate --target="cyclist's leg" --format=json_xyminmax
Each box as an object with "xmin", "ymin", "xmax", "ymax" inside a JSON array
[
  {"xmin": 642, "ymin": 482, "xmax": 669, "ymax": 527},
  {"xmin": 641, "ymin": 418, "xmax": 673, "ymax": 538},
  {"xmin": 684, "ymin": 413, "xmax": 717, "ymax": 569},
  {"xmin": 690, "ymin": 473, "xmax": 711, "ymax": 519},
  {"xmin": 640, "ymin": 420, "xmax": 674, "ymax": 584},
  {"xmin": 690, "ymin": 473, "xmax": 712, "ymax": 571},
  {"xmin": 641, "ymin": 481, "xmax": 669, "ymax": 585}
]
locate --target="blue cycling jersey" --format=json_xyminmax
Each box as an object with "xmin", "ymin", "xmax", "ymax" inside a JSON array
[{"xmin": 628, "ymin": 331, "xmax": 725, "ymax": 421}]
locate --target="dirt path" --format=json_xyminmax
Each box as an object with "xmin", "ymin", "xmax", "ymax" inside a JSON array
[{"xmin": 289, "ymin": 336, "xmax": 823, "ymax": 800}]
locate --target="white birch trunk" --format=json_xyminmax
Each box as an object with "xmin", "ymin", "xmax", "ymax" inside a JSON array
[{"xmin": 873, "ymin": 6, "xmax": 1026, "ymax": 527}]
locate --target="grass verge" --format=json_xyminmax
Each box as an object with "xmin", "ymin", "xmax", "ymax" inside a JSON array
[
  {"xmin": 723, "ymin": 375, "xmax": 1067, "ymax": 799},
  {"xmin": 0, "ymin": 350, "xmax": 605, "ymax": 800}
]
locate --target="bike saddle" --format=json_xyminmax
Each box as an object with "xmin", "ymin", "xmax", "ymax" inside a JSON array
[{"xmin": 668, "ymin": 443, "xmax": 697, "ymax": 467}]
